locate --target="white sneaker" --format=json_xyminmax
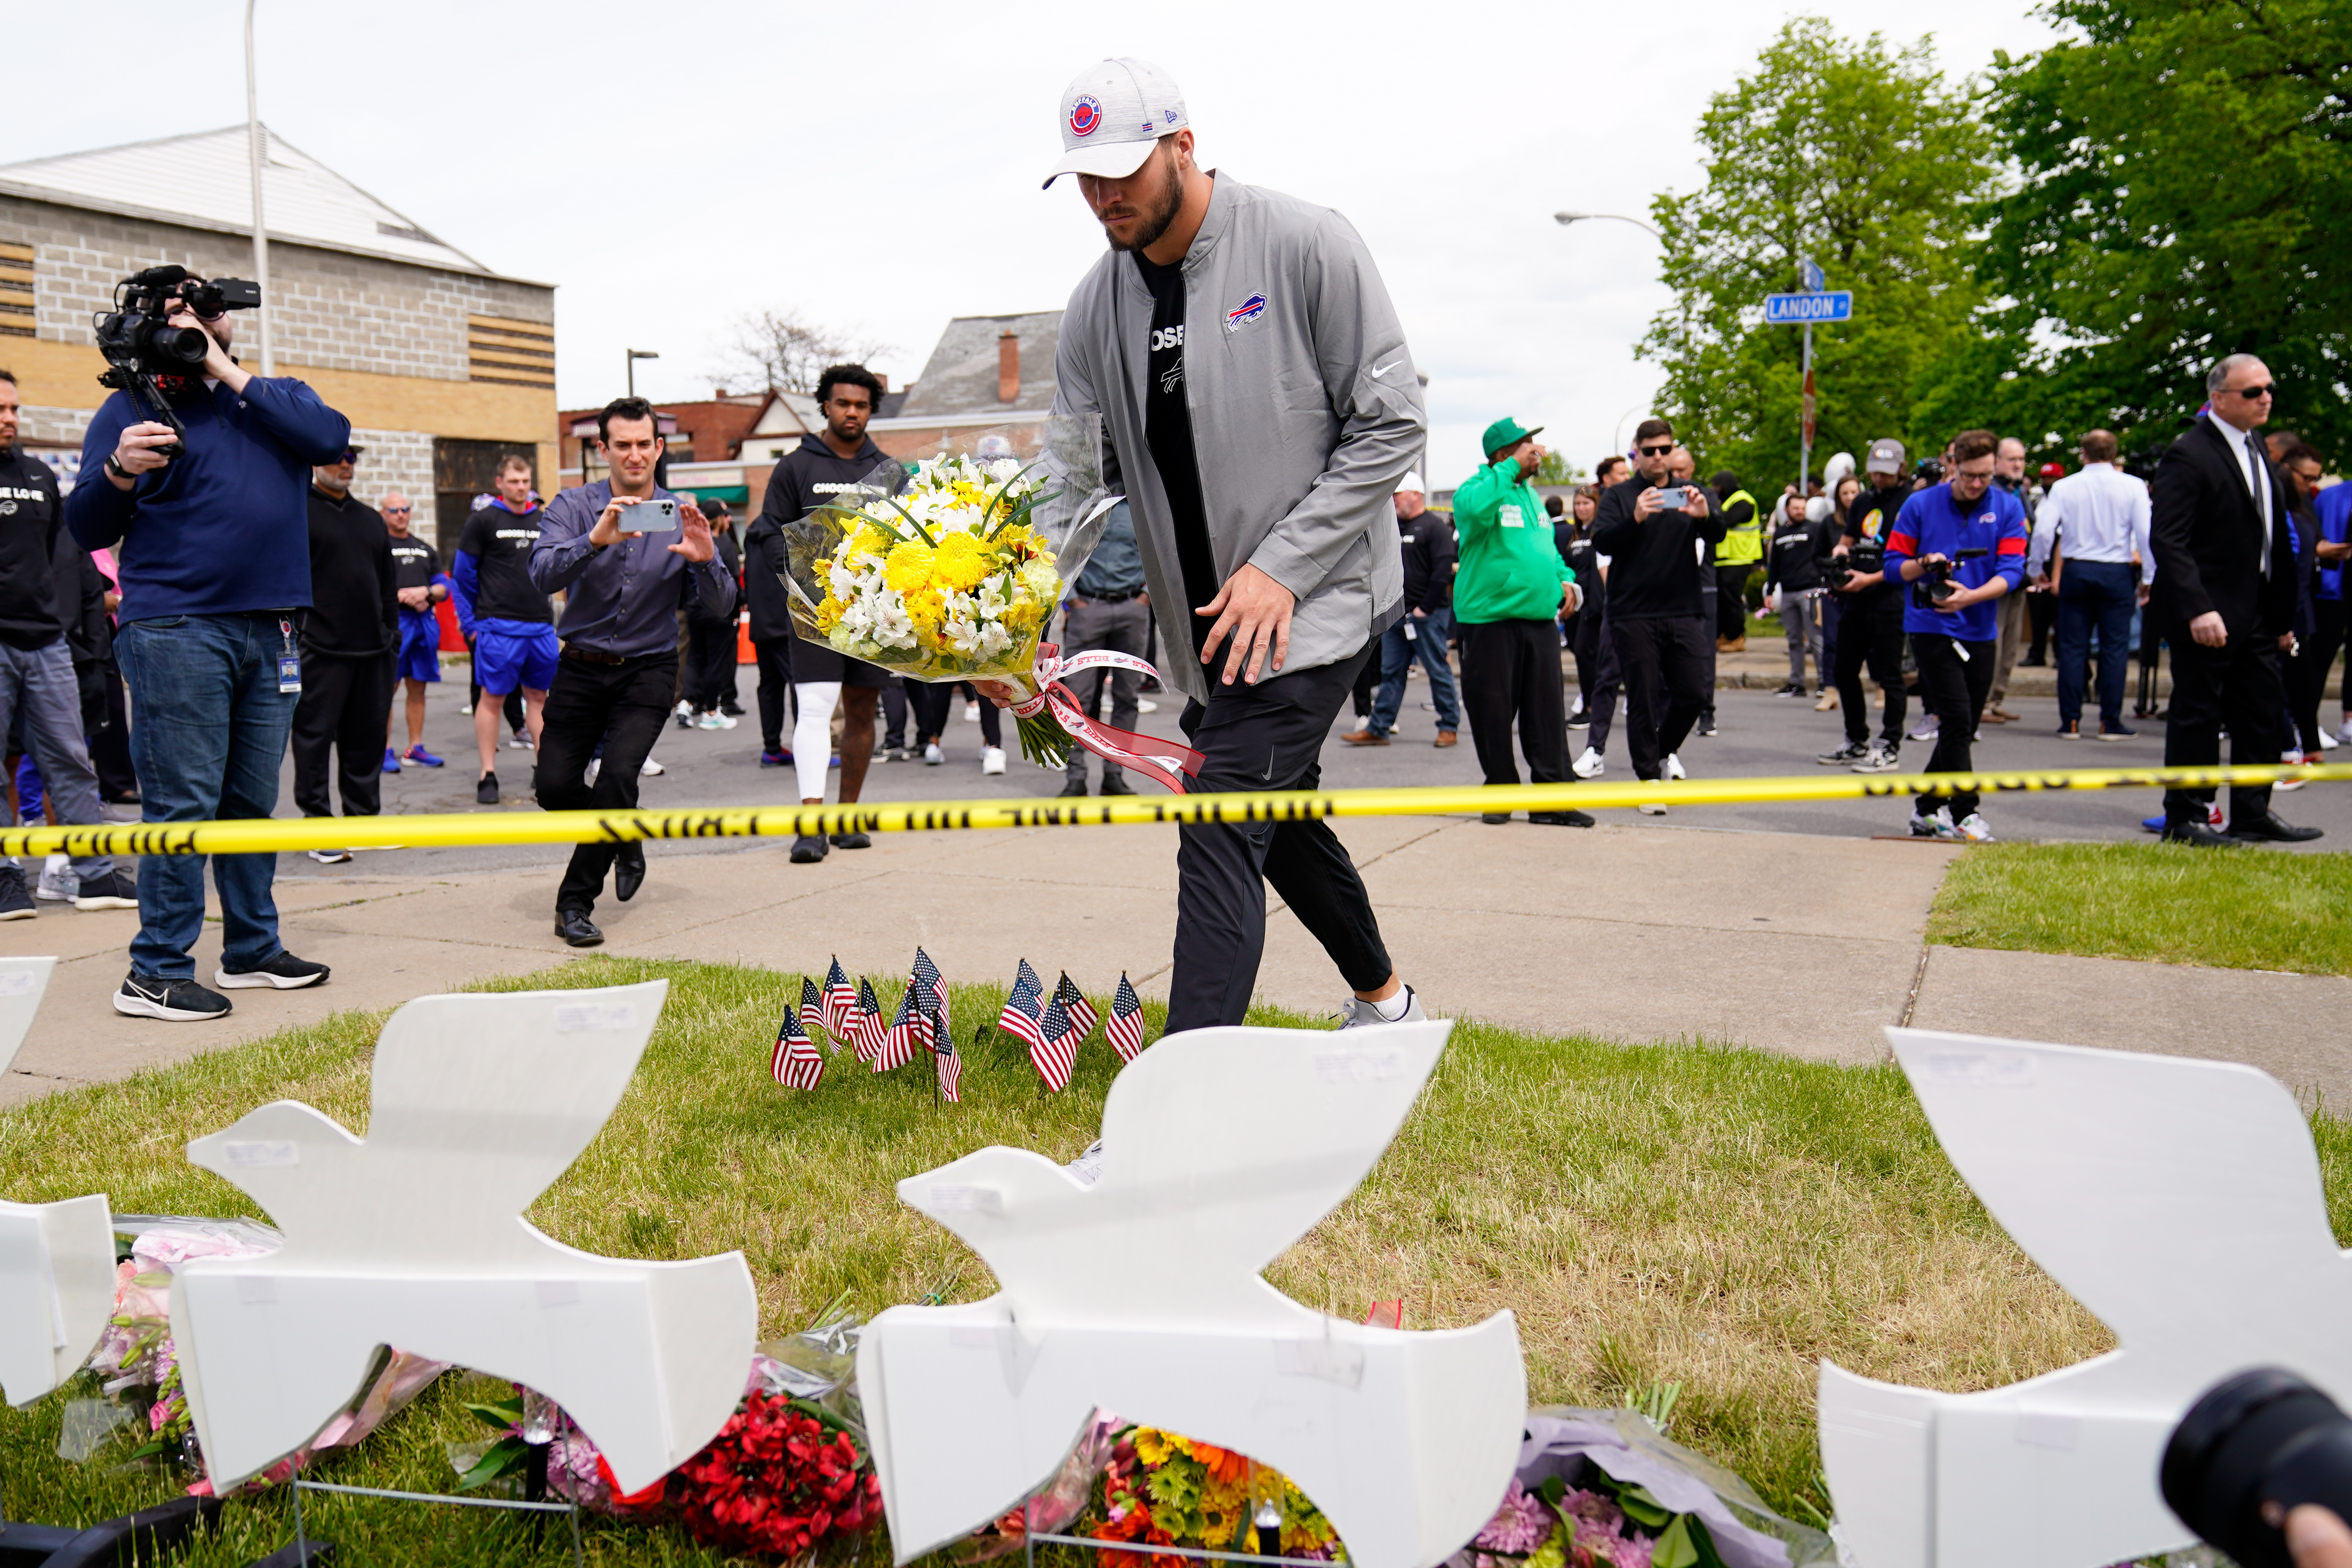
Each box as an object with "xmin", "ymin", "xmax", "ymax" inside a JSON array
[
  {"xmin": 924, "ymin": 741, "xmax": 944, "ymax": 765},
  {"xmin": 34, "ymin": 854, "xmax": 76, "ymax": 902},
  {"xmin": 1572, "ymin": 746, "xmax": 1605, "ymax": 779},
  {"xmin": 1954, "ymin": 812, "xmax": 1996, "ymax": 843},
  {"xmin": 641, "ymin": 756, "xmax": 665, "ymax": 777},
  {"xmin": 458, "ymin": 703, "xmax": 473, "ymax": 715},
  {"xmin": 306, "ymin": 848, "xmax": 353, "ymax": 865},
  {"xmin": 1137, "ymin": 698, "xmax": 1159, "ymax": 714},
  {"xmin": 506, "ymin": 733, "xmax": 534, "ymax": 749},
  {"xmin": 963, "ymin": 700, "xmax": 980, "ymax": 723},
  {"xmin": 981, "ymin": 746, "xmax": 1007, "ymax": 775},
  {"xmin": 696, "ymin": 711, "xmax": 737, "ymax": 730},
  {"xmin": 2279, "ymin": 750, "xmax": 2310, "ymax": 791},
  {"xmin": 1910, "ymin": 807, "xmax": 1960, "ymax": 840},
  {"xmin": 1664, "ymin": 753, "xmax": 1686, "ymax": 782},
  {"xmin": 1908, "ymin": 716, "xmax": 1941, "ymax": 742},
  {"xmin": 2339, "ymin": 717, "xmax": 2352, "ymax": 747},
  {"xmin": 2317, "ymin": 726, "xmax": 2340, "ymax": 750},
  {"xmin": 1638, "ymin": 801, "xmax": 1668, "ymax": 816}
]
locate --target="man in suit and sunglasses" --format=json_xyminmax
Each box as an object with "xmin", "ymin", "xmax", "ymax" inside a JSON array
[{"xmin": 2148, "ymin": 353, "xmax": 2323, "ymax": 846}]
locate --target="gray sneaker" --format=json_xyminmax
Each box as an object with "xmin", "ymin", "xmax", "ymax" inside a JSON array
[
  {"xmin": 34, "ymin": 854, "xmax": 77, "ymax": 902},
  {"xmin": 1340, "ymin": 984, "xmax": 1427, "ymax": 1029},
  {"xmin": 1850, "ymin": 744, "xmax": 1902, "ymax": 774}
]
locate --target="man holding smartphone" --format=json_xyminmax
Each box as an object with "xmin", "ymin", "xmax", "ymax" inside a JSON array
[{"xmin": 528, "ymin": 397, "xmax": 734, "ymax": 946}]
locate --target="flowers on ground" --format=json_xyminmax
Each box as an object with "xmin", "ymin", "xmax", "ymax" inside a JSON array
[{"xmin": 1088, "ymin": 1425, "xmax": 1340, "ymax": 1564}]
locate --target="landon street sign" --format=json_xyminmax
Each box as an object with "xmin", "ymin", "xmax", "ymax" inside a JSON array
[{"xmin": 1763, "ymin": 290, "xmax": 1854, "ymax": 324}]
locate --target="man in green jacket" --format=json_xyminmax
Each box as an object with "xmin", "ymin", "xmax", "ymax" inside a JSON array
[{"xmin": 1452, "ymin": 417, "xmax": 1592, "ymax": 827}]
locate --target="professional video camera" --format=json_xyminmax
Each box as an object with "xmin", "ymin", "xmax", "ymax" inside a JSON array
[
  {"xmin": 1910, "ymin": 546, "xmax": 1988, "ymax": 608},
  {"xmin": 92, "ymin": 265, "xmax": 261, "ymax": 460},
  {"xmin": 1913, "ymin": 458, "xmax": 1946, "ymax": 487},
  {"xmin": 1822, "ymin": 538, "xmax": 1885, "ymax": 591},
  {"xmin": 2165, "ymin": 1368, "xmax": 2352, "ymax": 1568}
]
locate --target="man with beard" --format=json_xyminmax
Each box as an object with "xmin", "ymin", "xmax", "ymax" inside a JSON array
[
  {"xmin": 995, "ymin": 57, "xmax": 1426, "ymax": 1032},
  {"xmin": 290, "ymin": 444, "xmax": 398, "ymax": 861},
  {"xmin": 1819, "ymin": 439, "xmax": 1913, "ymax": 772}
]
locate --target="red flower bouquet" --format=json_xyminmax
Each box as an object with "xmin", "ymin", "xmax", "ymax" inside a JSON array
[{"xmin": 667, "ymin": 1392, "xmax": 882, "ymax": 1559}]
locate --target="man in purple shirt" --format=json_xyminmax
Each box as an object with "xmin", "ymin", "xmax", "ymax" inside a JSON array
[{"xmin": 528, "ymin": 398, "xmax": 734, "ymax": 946}]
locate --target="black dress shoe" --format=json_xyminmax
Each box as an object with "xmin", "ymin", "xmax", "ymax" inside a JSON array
[
  {"xmin": 829, "ymin": 830, "xmax": 872, "ymax": 849},
  {"xmin": 2161, "ymin": 819, "xmax": 2243, "ymax": 848},
  {"xmin": 1480, "ymin": 812, "xmax": 1512, "ymax": 824},
  {"xmin": 790, "ymin": 834, "xmax": 829, "ymax": 864},
  {"xmin": 2227, "ymin": 810, "xmax": 2325, "ymax": 844},
  {"xmin": 1057, "ymin": 780, "xmax": 1089, "ymax": 797},
  {"xmin": 554, "ymin": 909, "xmax": 603, "ymax": 946},
  {"xmin": 1529, "ymin": 809, "xmax": 1596, "ymax": 828},
  {"xmin": 476, "ymin": 771, "xmax": 499, "ymax": 806},
  {"xmin": 615, "ymin": 843, "xmax": 645, "ymax": 902},
  {"xmin": 1099, "ymin": 777, "xmax": 1138, "ymax": 797}
]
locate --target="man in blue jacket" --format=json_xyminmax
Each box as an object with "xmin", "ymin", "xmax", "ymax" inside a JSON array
[
  {"xmin": 1882, "ymin": 429, "xmax": 2030, "ymax": 842},
  {"xmin": 66, "ymin": 275, "xmax": 351, "ymax": 1021}
]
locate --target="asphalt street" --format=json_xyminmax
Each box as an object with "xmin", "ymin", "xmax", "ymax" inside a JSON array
[{"xmin": 266, "ymin": 651, "xmax": 2352, "ymax": 890}]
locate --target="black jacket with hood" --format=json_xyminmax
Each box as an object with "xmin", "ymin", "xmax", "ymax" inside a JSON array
[{"xmin": 745, "ymin": 432, "xmax": 890, "ymax": 645}]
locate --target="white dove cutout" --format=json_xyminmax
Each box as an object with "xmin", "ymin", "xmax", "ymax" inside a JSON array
[
  {"xmin": 1820, "ymin": 1027, "xmax": 2352, "ymax": 1568},
  {"xmin": 171, "ymin": 980, "xmax": 758, "ymax": 1492},
  {"xmin": 0, "ymin": 956, "xmax": 117, "ymax": 1406},
  {"xmin": 856, "ymin": 1019, "xmax": 1526, "ymax": 1568}
]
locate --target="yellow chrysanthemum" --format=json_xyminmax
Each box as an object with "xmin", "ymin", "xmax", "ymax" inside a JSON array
[
  {"xmin": 883, "ymin": 541, "xmax": 937, "ymax": 595},
  {"xmin": 932, "ymin": 532, "xmax": 990, "ymax": 592}
]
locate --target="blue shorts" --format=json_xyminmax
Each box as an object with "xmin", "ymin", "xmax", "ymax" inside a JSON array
[
  {"xmin": 395, "ymin": 610, "xmax": 441, "ymax": 684},
  {"xmin": 473, "ymin": 624, "xmax": 558, "ymax": 695}
]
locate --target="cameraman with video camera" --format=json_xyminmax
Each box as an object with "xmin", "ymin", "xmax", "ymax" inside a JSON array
[
  {"xmin": 1882, "ymin": 429, "xmax": 2029, "ymax": 842},
  {"xmin": 1819, "ymin": 439, "xmax": 1914, "ymax": 773},
  {"xmin": 66, "ymin": 266, "xmax": 352, "ymax": 1022}
]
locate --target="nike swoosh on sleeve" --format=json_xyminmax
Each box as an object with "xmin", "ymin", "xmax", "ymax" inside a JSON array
[{"xmin": 1371, "ymin": 360, "xmax": 1403, "ymax": 378}]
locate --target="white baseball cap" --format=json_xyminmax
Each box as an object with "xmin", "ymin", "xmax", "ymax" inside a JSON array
[
  {"xmin": 1397, "ymin": 471, "xmax": 1424, "ymax": 494},
  {"xmin": 1042, "ymin": 58, "xmax": 1190, "ymax": 190}
]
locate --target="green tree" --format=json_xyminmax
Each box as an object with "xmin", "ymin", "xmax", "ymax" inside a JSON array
[
  {"xmin": 1534, "ymin": 451, "xmax": 1589, "ymax": 486},
  {"xmin": 1973, "ymin": 0, "xmax": 2352, "ymax": 464},
  {"xmin": 1641, "ymin": 19, "xmax": 1998, "ymax": 486}
]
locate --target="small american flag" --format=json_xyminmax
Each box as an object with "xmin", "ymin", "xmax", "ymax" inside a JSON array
[
  {"xmin": 912, "ymin": 947, "xmax": 947, "ymax": 1018},
  {"xmin": 772, "ymin": 1005, "xmax": 824, "ymax": 1090},
  {"xmin": 1031, "ymin": 990, "xmax": 1078, "ymax": 1093},
  {"xmin": 1054, "ymin": 973, "xmax": 1099, "ymax": 1042},
  {"xmin": 823, "ymin": 957, "xmax": 856, "ymax": 1038},
  {"xmin": 930, "ymin": 1007, "xmax": 964, "ymax": 1104},
  {"xmin": 799, "ymin": 976, "xmax": 839, "ymax": 1054},
  {"xmin": 852, "ymin": 977, "xmax": 885, "ymax": 1063},
  {"xmin": 1105, "ymin": 973, "xmax": 1146, "ymax": 1062},
  {"xmin": 872, "ymin": 985, "xmax": 920, "ymax": 1073},
  {"xmin": 998, "ymin": 960, "xmax": 1048, "ymax": 1051}
]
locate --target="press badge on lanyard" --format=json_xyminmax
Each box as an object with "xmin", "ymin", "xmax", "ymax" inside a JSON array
[{"xmin": 278, "ymin": 619, "xmax": 301, "ymax": 693}]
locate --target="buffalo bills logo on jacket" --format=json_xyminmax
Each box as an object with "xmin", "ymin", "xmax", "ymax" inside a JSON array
[
  {"xmin": 1069, "ymin": 96, "xmax": 1102, "ymax": 137},
  {"xmin": 1224, "ymin": 293, "xmax": 1269, "ymax": 333}
]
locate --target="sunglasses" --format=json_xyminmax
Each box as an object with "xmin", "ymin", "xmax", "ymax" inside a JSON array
[
  {"xmin": 382, "ymin": 504, "xmax": 412, "ymax": 514},
  {"xmin": 2228, "ymin": 384, "xmax": 2277, "ymax": 399},
  {"xmin": 338, "ymin": 449, "xmax": 364, "ymax": 464},
  {"xmin": 1637, "ymin": 443, "xmax": 1674, "ymax": 456}
]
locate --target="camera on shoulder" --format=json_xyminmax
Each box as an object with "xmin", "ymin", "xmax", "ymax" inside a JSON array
[{"xmin": 93, "ymin": 265, "xmax": 262, "ymax": 459}]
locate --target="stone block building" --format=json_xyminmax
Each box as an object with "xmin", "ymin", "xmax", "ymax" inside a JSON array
[{"xmin": 0, "ymin": 126, "xmax": 554, "ymax": 555}]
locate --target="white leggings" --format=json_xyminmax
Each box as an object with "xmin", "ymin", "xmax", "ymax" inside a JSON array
[{"xmin": 792, "ymin": 682, "xmax": 839, "ymax": 802}]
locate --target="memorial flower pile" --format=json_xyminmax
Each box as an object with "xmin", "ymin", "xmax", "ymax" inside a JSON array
[
  {"xmin": 1461, "ymin": 1474, "xmax": 1729, "ymax": 1568},
  {"xmin": 1086, "ymin": 1424, "xmax": 1340, "ymax": 1564}
]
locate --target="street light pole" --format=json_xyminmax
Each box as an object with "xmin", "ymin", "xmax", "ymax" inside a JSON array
[
  {"xmin": 1553, "ymin": 211, "xmax": 1664, "ymax": 240},
  {"xmin": 626, "ymin": 348, "xmax": 659, "ymax": 399},
  {"xmin": 243, "ymin": 0, "xmax": 273, "ymax": 376}
]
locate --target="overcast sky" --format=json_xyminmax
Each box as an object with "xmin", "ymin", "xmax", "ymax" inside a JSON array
[{"xmin": 13, "ymin": 0, "xmax": 2054, "ymax": 486}]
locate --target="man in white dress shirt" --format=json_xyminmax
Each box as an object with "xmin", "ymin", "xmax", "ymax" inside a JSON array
[{"xmin": 2030, "ymin": 428, "xmax": 2152, "ymax": 740}]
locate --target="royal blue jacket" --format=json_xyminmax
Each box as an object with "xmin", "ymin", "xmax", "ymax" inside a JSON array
[
  {"xmin": 1884, "ymin": 482, "xmax": 2031, "ymax": 641},
  {"xmin": 66, "ymin": 377, "xmax": 351, "ymax": 624},
  {"xmin": 2316, "ymin": 482, "xmax": 2350, "ymax": 603}
]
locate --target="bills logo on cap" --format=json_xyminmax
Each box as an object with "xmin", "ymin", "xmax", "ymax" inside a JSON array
[
  {"xmin": 1069, "ymin": 95, "xmax": 1102, "ymax": 137},
  {"xmin": 1224, "ymin": 292, "xmax": 1269, "ymax": 333}
]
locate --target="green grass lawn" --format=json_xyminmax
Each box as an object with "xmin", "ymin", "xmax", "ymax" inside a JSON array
[
  {"xmin": 1928, "ymin": 840, "xmax": 2352, "ymax": 975},
  {"xmin": 8, "ymin": 957, "xmax": 2352, "ymax": 1563}
]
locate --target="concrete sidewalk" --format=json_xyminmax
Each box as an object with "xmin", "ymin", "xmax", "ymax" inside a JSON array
[{"xmin": 4, "ymin": 817, "xmax": 2348, "ymax": 1107}]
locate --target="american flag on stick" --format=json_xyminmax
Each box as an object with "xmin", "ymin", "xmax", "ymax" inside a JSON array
[
  {"xmin": 1031, "ymin": 990, "xmax": 1078, "ymax": 1093},
  {"xmin": 823, "ymin": 957, "xmax": 857, "ymax": 1039},
  {"xmin": 772, "ymin": 1006, "xmax": 824, "ymax": 1090},
  {"xmin": 997, "ymin": 960, "xmax": 1047, "ymax": 1050},
  {"xmin": 1054, "ymin": 973, "xmax": 1099, "ymax": 1043},
  {"xmin": 871, "ymin": 985, "xmax": 920, "ymax": 1073},
  {"xmin": 799, "ymin": 976, "xmax": 838, "ymax": 1054},
  {"xmin": 852, "ymin": 977, "xmax": 886, "ymax": 1063},
  {"xmin": 1105, "ymin": 973, "xmax": 1147, "ymax": 1062},
  {"xmin": 928, "ymin": 1004, "xmax": 965, "ymax": 1104},
  {"xmin": 912, "ymin": 948, "xmax": 947, "ymax": 1019}
]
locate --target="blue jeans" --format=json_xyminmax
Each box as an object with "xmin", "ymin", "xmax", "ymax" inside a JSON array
[
  {"xmin": 0, "ymin": 639, "xmax": 113, "ymax": 882},
  {"xmin": 2055, "ymin": 560, "xmax": 2139, "ymax": 727},
  {"xmin": 1367, "ymin": 608, "xmax": 1460, "ymax": 735},
  {"xmin": 113, "ymin": 614, "xmax": 298, "ymax": 978}
]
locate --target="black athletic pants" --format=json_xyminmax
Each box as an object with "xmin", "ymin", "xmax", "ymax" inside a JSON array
[
  {"xmin": 1715, "ymin": 565, "xmax": 1751, "ymax": 642},
  {"xmin": 1835, "ymin": 609, "xmax": 1910, "ymax": 747},
  {"xmin": 534, "ymin": 651, "xmax": 677, "ymax": 913},
  {"xmin": 1610, "ymin": 615, "xmax": 1712, "ymax": 782},
  {"xmin": 753, "ymin": 636, "xmax": 793, "ymax": 753},
  {"xmin": 2290, "ymin": 599, "xmax": 2347, "ymax": 754},
  {"xmin": 292, "ymin": 650, "xmax": 393, "ymax": 819},
  {"xmin": 1911, "ymin": 633, "xmax": 1994, "ymax": 818},
  {"xmin": 687, "ymin": 616, "xmax": 738, "ymax": 713},
  {"xmin": 2162, "ymin": 628, "xmax": 2285, "ymax": 827},
  {"xmin": 910, "ymin": 681, "xmax": 1002, "ymax": 748},
  {"xmin": 1459, "ymin": 619, "xmax": 1569, "ymax": 787},
  {"xmin": 1166, "ymin": 642, "xmax": 1393, "ymax": 1033}
]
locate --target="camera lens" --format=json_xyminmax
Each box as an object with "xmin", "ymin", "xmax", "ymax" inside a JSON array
[
  {"xmin": 2164, "ymin": 1368, "xmax": 2352, "ymax": 1568},
  {"xmin": 150, "ymin": 324, "xmax": 211, "ymax": 367}
]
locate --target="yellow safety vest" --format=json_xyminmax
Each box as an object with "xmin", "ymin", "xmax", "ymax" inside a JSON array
[{"xmin": 1715, "ymin": 489, "xmax": 1762, "ymax": 566}]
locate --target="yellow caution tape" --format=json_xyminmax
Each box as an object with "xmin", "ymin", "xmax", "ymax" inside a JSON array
[{"xmin": 1, "ymin": 764, "xmax": 2345, "ymax": 858}]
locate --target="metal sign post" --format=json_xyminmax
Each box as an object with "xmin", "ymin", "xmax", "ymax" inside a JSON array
[{"xmin": 1766, "ymin": 262, "xmax": 1852, "ymax": 496}]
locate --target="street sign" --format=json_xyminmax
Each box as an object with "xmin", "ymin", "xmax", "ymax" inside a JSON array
[
  {"xmin": 1799, "ymin": 257, "xmax": 1825, "ymax": 292},
  {"xmin": 1765, "ymin": 291, "xmax": 1853, "ymax": 325}
]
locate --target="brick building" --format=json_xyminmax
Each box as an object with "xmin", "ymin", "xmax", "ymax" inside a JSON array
[
  {"xmin": 0, "ymin": 126, "xmax": 555, "ymax": 555},
  {"xmin": 868, "ymin": 311, "xmax": 1059, "ymax": 461}
]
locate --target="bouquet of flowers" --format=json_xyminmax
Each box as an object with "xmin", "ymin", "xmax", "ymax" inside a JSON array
[
  {"xmin": 779, "ymin": 419, "xmax": 1201, "ymax": 791},
  {"xmin": 1085, "ymin": 1424, "xmax": 1340, "ymax": 1565}
]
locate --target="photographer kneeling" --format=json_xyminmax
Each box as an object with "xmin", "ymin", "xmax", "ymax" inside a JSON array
[{"xmin": 66, "ymin": 269, "xmax": 352, "ymax": 1021}]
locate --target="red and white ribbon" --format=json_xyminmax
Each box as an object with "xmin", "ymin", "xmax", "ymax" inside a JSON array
[{"xmin": 1013, "ymin": 641, "xmax": 1205, "ymax": 794}]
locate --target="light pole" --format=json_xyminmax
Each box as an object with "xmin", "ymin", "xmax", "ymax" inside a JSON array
[
  {"xmin": 626, "ymin": 348, "xmax": 659, "ymax": 399},
  {"xmin": 1553, "ymin": 211, "xmax": 1663, "ymax": 240},
  {"xmin": 243, "ymin": 0, "xmax": 273, "ymax": 376}
]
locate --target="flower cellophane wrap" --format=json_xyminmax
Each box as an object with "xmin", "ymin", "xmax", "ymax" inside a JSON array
[{"xmin": 776, "ymin": 418, "xmax": 1202, "ymax": 790}]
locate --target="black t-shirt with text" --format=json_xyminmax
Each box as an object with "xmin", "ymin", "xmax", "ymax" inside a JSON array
[
  {"xmin": 1133, "ymin": 251, "xmax": 1221, "ymax": 657},
  {"xmin": 389, "ymin": 535, "xmax": 442, "ymax": 595},
  {"xmin": 456, "ymin": 503, "xmax": 553, "ymax": 625},
  {"xmin": 1844, "ymin": 484, "xmax": 1911, "ymax": 622},
  {"xmin": 0, "ymin": 449, "xmax": 65, "ymax": 650}
]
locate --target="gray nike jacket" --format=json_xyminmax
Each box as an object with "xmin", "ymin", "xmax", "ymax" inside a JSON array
[{"xmin": 1050, "ymin": 173, "xmax": 1425, "ymax": 705}]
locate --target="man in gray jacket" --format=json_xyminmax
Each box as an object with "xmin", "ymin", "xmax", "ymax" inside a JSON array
[{"xmin": 1035, "ymin": 57, "xmax": 1427, "ymax": 1033}]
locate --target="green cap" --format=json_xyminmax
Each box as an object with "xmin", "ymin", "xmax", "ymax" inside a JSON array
[{"xmin": 1482, "ymin": 416, "xmax": 1544, "ymax": 457}]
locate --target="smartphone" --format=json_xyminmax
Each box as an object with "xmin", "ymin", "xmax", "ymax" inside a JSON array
[
  {"xmin": 621, "ymin": 497, "xmax": 678, "ymax": 533},
  {"xmin": 1652, "ymin": 485, "xmax": 1689, "ymax": 510}
]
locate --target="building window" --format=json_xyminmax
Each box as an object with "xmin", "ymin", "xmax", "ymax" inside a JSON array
[
  {"xmin": 0, "ymin": 243, "xmax": 33, "ymax": 339},
  {"xmin": 466, "ymin": 315, "xmax": 554, "ymax": 388}
]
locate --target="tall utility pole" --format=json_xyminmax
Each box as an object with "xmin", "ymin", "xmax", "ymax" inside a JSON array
[
  {"xmin": 244, "ymin": 0, "xmax": 273, "ymax": 375},
  {"xmin": 626, "ymin": 348, "xmax": 660, "ymax": 398}
]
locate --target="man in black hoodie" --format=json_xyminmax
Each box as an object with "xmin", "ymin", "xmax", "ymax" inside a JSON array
[
  {"xmin": 1590, "ymin": 418, "xmax": 1724, "ymax": 807},
  {"xmin": 291, "ymin": 445, "xmax": 398, "ymax": 856},
  {"xmin": 746, "ymin": 364, "xmax": 895, "ymax": 864}
]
